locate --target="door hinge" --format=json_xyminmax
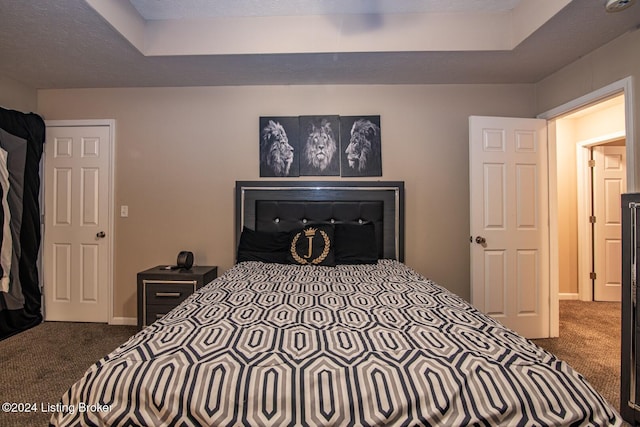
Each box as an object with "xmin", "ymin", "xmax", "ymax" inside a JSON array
[
  {"xmin": 588, "ymin": 159, "xmax": 596, "ymax": 168},
  {"xmin": 589, "ymin": 215, "xmax": 596, "ymax": 223},
  {"xmin": 590, "ymin": 272, "xmax": 597, "ymax": 280}
]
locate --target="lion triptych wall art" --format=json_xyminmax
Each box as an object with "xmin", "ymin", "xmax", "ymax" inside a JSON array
[{"xmin": 259, "ymin": 115, "xmax": 382, "ymax": 177}]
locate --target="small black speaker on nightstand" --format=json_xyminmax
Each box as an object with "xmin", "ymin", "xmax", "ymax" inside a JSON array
[{"xmin": 176, "ymin": 251, "xmax": 194, "ymax": 270}]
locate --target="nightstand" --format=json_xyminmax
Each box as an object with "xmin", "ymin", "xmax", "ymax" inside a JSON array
[{"xmin": 137, "ymin": 265, "xmax": 218, "ymax": 329}]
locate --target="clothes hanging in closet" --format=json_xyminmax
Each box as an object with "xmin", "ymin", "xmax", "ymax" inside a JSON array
[{"xmin": 0, "ymin": 107, "xmax": 45, "ymax": 340}]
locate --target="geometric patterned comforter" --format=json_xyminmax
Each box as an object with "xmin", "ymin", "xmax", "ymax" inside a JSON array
[{"xmin": 50, "ymin": 260, "xmax": 621, "ymax": 426}]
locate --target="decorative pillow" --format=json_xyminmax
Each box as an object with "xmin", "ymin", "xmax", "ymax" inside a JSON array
[
  {"xmin": 287, "ymin": 225, "xmax": 335, "ymax": 266},
  {"xmin": 334, "ymin": 222, "xmax": 378, "ymax": 264},
  {"xmin": 237, "ymin": 227, "xmax": 290, "ymax": 264}
]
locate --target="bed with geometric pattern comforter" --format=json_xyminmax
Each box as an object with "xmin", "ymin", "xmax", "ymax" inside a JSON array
[{"xmin": 50, "ymin": 260, "xmax": 621, "ymax": 426}]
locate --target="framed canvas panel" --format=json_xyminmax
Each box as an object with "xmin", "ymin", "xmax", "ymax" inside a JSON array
[
  {"xmin": 259, "ymin": 116, "xmax": 300, "ymax": 177},
  {"xmin": 340, "ymin": 115, "xmax": 382, "ymax": 177},
  {"xmin": 299, "ymin": 115, "xmax": 340, "ymax": 176}
]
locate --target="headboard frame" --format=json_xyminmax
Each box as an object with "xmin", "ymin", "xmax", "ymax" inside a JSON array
[{"xmin": 235, "ymin": 181, "xmax": 405, "ymax": 261}]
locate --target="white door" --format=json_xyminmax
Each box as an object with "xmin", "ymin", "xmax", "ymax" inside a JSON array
[
  {"xmin": 469, "ymin": 116, "xmax": 549, "ymax": 339},
  {"xmin": 44, "ymin": 124, "xmax": 112, "ymax": 322},
  {"xmin": 593, "ymin": 145, "xmax": 626, "ymax": 302}
]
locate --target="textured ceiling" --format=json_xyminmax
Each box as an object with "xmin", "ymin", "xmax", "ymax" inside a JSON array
[{"xmin": 0, "ymin": 0, "xmax": 638, "ymax": 89}]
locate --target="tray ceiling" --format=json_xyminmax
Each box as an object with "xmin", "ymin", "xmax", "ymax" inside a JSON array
[{"xmin": 0, "ymin": 0, "xmax": 638, "ymax": 88}]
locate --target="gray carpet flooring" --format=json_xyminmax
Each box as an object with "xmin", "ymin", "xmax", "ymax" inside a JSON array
[
  {"xmin": 532, "ymin": 300, "xmax": 622, "ymax": 415},
  {"xmin": 0, "ymin": 300, "xmax": 622, "ymax": 426},
  {"xmin": 0, "ymin": 322, "xmax": 137, "ymax": 427}
]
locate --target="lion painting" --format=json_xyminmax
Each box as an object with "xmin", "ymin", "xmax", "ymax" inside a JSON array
[
  {"xmin": 300, "ymin": 116, "xmax": 340, "ymax": 176},
  {"xmin": 341, "ymin": 117, "xmax": 382, "ymax": 177},
  {"xmin": 260, "ymin": 119, "xmax": 297, "ymax": 177}
]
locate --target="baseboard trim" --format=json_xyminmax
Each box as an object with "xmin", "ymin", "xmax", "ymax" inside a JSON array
[
  {"xmin": 109, "ymin": 317, "xmax": 137, "ymax": 326},
  {"xmin": 559, "ymin": 293, "xmax": 580, "ymax": 300}
]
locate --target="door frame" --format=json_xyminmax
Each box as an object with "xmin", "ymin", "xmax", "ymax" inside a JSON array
[
  {"xmin": 577, "ymin": 132, "xmax": 626, "ymax": 301},
  {"xmin": 538, "ymin": 76, "xmax": 635, "ymax": 336},
  {"xmin": 43, "ymin": 119, "xmax": 116, "ymax": 324}
]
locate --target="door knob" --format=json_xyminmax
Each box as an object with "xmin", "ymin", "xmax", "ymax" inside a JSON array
[
  {"xmin": 96, "ymin": 231, "xmax": 106, "ymax": 238},
  {"xmin": 475, "ymin": 236, "xmax": 486, "ymax": 244}
]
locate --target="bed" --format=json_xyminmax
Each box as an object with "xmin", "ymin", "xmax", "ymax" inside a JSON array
[{"xmin": 50, "ymin": 181, "xmax": 621, "ymax": 426}]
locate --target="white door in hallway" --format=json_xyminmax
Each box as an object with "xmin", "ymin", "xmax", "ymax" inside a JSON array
[
  {"xmin": 593, "ymin": 145, "xmax": 626, "ymax": 302},
  {"xmin": 469, "ymin": 116, "xmax": 550, "ymax": 339},
  {"xmin": 43, "ymin": 123, "xmax": 112, "ymax": 322}
]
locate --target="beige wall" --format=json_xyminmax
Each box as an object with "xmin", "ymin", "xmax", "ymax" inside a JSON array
[
  {"xmin": 33, "ymin": 26, "xmax": 640, "ymax": 321},
  {"xmin": 537, "ymin": 27, "xmax": 638, "ymax": 297},
  {"xmin": 38, "ymin": 84, "xmax": 536, "ymax": 318},
  {"xmin": 536, "ymin": 27, "xmax": 640, "ymax": 186},
  {"xmin": 555, "ymin": 118, "xmax": 579, "ymax": 295},
  {"xmin": 0, "ymin": 74, "xmax": 37, "ymax": 113},
  {"xmin": 572, "ymin": 100, "xmax": 626, "ymax": 141},
  {"xmin": 554, "ymin": 101, "xmax": 626, "ymax": 296}
]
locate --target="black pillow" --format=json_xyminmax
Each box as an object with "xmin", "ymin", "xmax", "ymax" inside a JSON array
[
  {"xmin": 287, "ymin": 225, "xmax": 335, "ymax": 266},
  {"xmin": 237, "ymin": 227, "xmax": 290, "ymax": 264},
  {"xmin": 334, "ymin": 222, "xmax": 378, "ymax": 264}
]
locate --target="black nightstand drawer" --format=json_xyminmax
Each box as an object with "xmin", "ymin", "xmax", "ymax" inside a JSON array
[
  {"xmin": 146, "ymin": 304, "xmax": 179, "ymax": 323},
  {"xmin": 145, "ymin": 282, "xmax": 196, "ymax": 306},
  {"xmin": 137, "ymin": 265, "xmax": 218, "ymax": 329}
]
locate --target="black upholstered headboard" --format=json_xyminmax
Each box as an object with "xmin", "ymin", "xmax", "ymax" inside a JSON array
[{"xmin": 235, "ymin": 181, "xmax": 405, "ymax": 261}]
